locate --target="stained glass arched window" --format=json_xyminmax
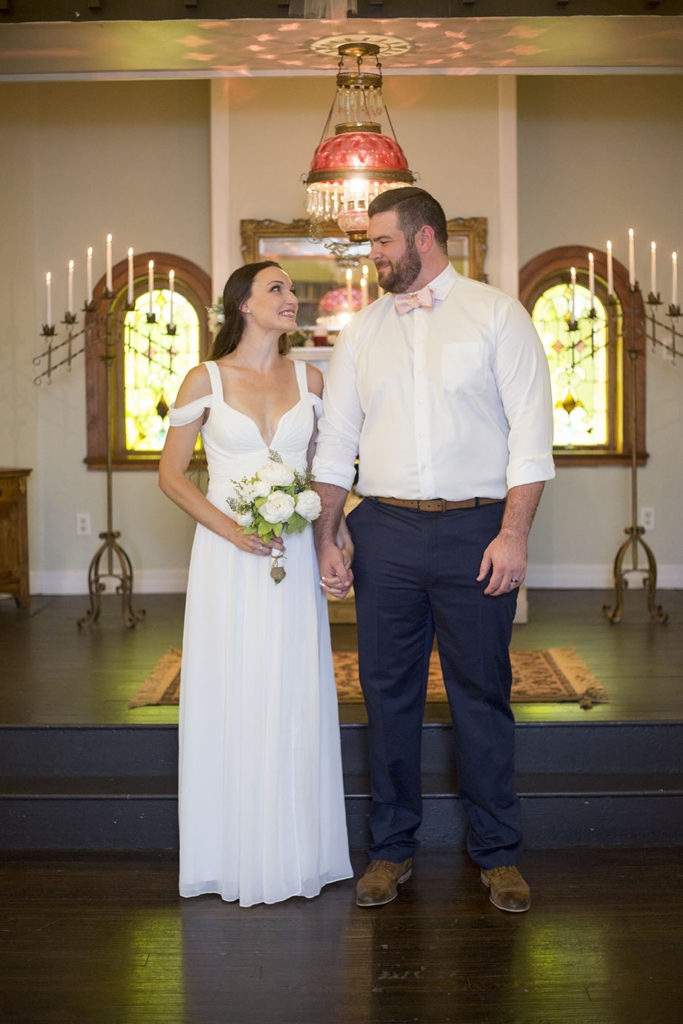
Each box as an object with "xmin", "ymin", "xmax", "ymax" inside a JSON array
[
  {"xmin": 520, "ymin": 246, "xmax": 646, "ymax": 467},
  {"xmin": 532, "ymin": 282, "xmax": 610, "ymax": 448},
  {"xmin": 122, "ymin": 290, "xmax": 201, "ymax": 454},
  {"xmin": 85, "ymin": 254, "xmax": 212, "ymax": 470}
]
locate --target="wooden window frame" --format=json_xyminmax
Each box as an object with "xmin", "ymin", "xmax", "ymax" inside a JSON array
[
  {"xmin": 519, "ymin": 245, "xmax": 647, "ymax": 467},
  {"xmin": 85, "ymin": 252, "xmax": 212, "ymax": 471}
]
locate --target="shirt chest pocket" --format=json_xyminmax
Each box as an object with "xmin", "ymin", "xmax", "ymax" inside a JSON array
[{"xmin": 440, "ymin": 342, "xmax": 488, "ymax": 394}]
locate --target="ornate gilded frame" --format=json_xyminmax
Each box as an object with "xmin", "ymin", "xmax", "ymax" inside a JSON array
[{"xmin": 240, "ymin": 216, "xmax": 488, "ymax": 282}]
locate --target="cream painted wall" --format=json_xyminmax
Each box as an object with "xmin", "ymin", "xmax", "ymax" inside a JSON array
[
  {"xmin": 2, "ymin": 74, "xmax": 512, "ymax": 595},
  {"xmin": 1, "ymin": 73, "xmax": 680, "ymax": 593},
  {"xmin": 518, "ymin": 76, "xmax": 683, "ymax": 582},
  {"xmin": 0, "ymin": 80, "xmax": 210, "ymax": 591}
]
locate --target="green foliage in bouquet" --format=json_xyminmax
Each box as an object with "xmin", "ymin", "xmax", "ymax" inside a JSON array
[{"xmin": 227, "ymin": 449, "xmax": 320, "ymax": 546}]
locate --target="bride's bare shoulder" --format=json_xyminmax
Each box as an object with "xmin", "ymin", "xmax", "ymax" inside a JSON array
[
  {"xmin": 175, "ymin": 362, "xmax": 212, "ymax": 406},
  {"xmin": 305, "ymin": 363, "xmax": 324, "ymax": 398}
]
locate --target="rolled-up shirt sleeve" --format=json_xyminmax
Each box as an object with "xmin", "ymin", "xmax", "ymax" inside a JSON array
[
  {"xmin": 312, "ymin": 330, "xmax": 365, "ymax": 491},
  {"xmin": 492, "ymin": 298, "xmax": 556, "ymax": 490}
]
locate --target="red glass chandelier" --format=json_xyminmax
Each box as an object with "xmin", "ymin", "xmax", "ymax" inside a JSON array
[{"xmin": 304, "ymin": 43, "xmax": 416, "ymax": 242}]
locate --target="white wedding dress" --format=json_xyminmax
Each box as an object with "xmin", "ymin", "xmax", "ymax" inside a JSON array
[{"xmin": 168, "ymin": 358, "xmax": 352, "ymax": 907}]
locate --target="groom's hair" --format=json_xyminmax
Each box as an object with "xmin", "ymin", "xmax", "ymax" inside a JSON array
[
  {"xmin": 368, "ymin": 187, "xmax": 448, "ymax": 252},
  {"xmin": 210, "ymin": 261, "xmax": 289, "ymax": 360}
]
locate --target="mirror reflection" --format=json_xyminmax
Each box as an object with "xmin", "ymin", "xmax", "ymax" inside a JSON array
[{"xmin": 241, "ymin": 217, "xmax": 488, "ymax": 344}]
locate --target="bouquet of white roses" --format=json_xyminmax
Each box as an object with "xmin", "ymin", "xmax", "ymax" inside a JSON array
[{"xmin": 227, "ymin": 450, "xmax": 322, "ymax": 583}]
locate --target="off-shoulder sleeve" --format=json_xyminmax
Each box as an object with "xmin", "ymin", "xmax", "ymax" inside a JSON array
[{"xmin": 168, "ymin": 393, "xmax": 213, "ymax": 427}]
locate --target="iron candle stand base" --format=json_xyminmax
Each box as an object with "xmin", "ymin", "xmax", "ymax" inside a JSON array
[
  {"xmin": 602, "ymin": 525, "xmax": 668, "ymax": 625},
  {"xmin": 77, "ymin": 530, "xmax": 145, "ymax": 630}
]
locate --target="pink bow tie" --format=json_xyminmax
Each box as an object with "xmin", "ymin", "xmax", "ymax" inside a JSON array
[{"xmin": 394, "ymin": 285, "xmax": 434, "ymax": 315}]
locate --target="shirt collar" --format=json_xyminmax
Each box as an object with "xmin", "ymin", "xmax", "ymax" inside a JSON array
[{"xmin": 425, "ymin": 262, "xmax": 458, "ymax": 303}]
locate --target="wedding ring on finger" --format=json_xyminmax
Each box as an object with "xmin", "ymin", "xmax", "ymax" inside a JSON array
[{"xmin": 511, "ymin": 577, "xmax": 520, "ymax": 585}]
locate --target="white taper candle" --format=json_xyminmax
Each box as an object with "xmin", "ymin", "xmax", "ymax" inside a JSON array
[
  {"xmin": 67, "ymin": 260, "xmax": 74, "ymax": 315},
  {"xmin": 86, "ymin": 247, "xmax": 93, "ymax": 304},
  {"xmin": 673, "ymin": 252, "xmax": 679, "ymax": 308},
  {"xmin": 106, "ymin": 234, "xmax": 113, "ymax": 293}
]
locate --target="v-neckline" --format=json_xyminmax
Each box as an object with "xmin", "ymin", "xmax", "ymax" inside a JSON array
[
  {"xmin": 212, "ymin": 360, "xmax": 304, "ymax": 449},
  {"xmin": 222, "ymin": 396, "xmax": 302, "ymax": 449}
]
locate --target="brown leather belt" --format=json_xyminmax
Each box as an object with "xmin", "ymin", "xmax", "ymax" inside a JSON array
[{"xmin": 368, "ymin": 496, "xmax": 504, "ymax": 512}]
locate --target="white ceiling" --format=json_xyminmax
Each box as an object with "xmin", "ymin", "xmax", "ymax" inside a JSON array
[{"xmin": 1, "ymin": 16, "xmax": 682, "ymax": 80}]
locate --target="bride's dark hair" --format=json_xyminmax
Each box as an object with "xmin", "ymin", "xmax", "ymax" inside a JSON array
[{"xmin": 209, "ymin": 261, "xmax": 290, "ymax": 360}]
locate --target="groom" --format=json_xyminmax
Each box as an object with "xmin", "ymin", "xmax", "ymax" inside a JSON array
[{"xmin": 313, "ymin": 187, "xmax": 554, "ymax": 913}]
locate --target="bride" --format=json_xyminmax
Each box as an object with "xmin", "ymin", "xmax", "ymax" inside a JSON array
[{"xmin": 159, "ymin": 261, "xmax": 353, "ymax": 907}]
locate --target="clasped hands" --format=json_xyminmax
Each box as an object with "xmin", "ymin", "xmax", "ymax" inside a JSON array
[{"xmin": 317, "ymin": 521, "xmax": 354, "ymax": 599}]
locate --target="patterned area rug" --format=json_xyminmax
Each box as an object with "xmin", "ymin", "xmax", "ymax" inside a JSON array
[{"xmin": 129, "ymin": 647, "xmax": 608, "ymax": 710}]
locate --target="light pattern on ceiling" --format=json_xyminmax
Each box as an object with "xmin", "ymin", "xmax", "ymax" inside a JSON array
[{"xmin": 0, "ymin": 17, "xmax": 682, "ymax": 79}]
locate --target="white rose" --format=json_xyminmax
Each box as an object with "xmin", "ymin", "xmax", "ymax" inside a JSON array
[
  {"xmin": 258, "ymin": 461, "xmax": 295, "ymax": 487},
  {"xmin": 234, "ymin": 477, "xmax": 269, "ymax": 502},
  {"xmin": 235, "ymin": 509, "xmax": 253, "ymax": 527},
  {"xmin": 260, "ymin": 491, "xmax": 296, "ymax": 524},
  {"xmin": 252, "ymin": 476, "xmax": 272, "ymax": 498},
  {"xmin": 296, "ymin": 489, "xmax": 322, "ymax": 522}
]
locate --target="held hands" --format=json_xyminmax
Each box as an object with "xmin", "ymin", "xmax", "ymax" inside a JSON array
[
  {"xmin": 477, "ymin": 528, "xmax": 527, "ymax": 597},
  {"xmin": 318, "ymin": 539, "xmax": 354, "ymax": 600}
]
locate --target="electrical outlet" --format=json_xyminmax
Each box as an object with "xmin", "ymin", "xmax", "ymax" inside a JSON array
[
  {"xmin": 76, "ymin": 512, "xmax": 91, "ymax": 536},
  {"xmin": 640, "ymin": 506, "xmax": 655, "ymax": 532}
]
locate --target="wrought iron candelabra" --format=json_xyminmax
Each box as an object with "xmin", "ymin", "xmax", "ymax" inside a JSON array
[
  {"xmin": 34, "ymin": 294, "xmax": 146, "ymax": 627},
  {"xmin": 600, "ymin": 287, "xmax": 680, "ymax": 625},
  {"xmin": 562, "ymin": 278, "xmax": 680, "ymax": 624},
  {"xmin": 33, "ymin": 267, "xmax": 179, "ymax": 628}
]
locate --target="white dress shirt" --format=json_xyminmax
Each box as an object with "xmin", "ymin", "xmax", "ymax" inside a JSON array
[{"xmin": 313, "ymin": 263, "xmax": 555, "ymax": 500}]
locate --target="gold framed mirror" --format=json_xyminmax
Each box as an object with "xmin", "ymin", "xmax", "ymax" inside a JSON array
[{"xmin": 240, "ymin": 216, "xmax": 488, "ymax": 340}]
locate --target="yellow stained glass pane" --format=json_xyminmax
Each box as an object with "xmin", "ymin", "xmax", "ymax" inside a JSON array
[
  {"xmin": 123, "ymin": 290, "xmax": 201, "ymax": 454},
  {"xmin": 532, "ymin": 283, "xmax": 609, "ymax": 448}
]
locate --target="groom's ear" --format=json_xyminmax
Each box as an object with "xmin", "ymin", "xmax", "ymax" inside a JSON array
[{"xmin": 415, "ymin": 225, "xmax": 435, "ymax": 254}]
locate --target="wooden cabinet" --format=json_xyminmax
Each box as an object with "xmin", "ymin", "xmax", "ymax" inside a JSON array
[{"xmin": 0, "ymin": 468, "xmax": 32, "ymax": 609}]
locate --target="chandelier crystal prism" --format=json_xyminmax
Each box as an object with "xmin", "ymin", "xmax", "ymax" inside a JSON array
[{"xmin": 304, "ymin": 43, "xmax": 416, "ymax": 242}]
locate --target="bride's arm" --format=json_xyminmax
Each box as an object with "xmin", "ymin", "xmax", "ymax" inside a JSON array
[
  {"xmin": 158, "ymin": 367, "xmax": 278, "ymax": 556},
  {"xmin": 303, "ymin": 364, "xmax": 355, "ymax": 577}
]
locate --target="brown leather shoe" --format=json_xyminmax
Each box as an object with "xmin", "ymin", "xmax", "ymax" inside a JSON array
[
  {"xmin": 356, "ymin": 858, "xmax": 413, "ymax": 907},
  {"xmin": 480, "ymin": 865, "xmax": 531, "ymax": 913}
]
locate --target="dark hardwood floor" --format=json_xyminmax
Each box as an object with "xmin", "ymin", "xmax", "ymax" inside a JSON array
[
  {"xmin": 0, "ymin": 589, "xmax": 681, "ymax": 726},
  {"xmin": 0, "ymin": 848, "xmax": 681, "ymax": 1024},
  {"xmin": 0, "ymin": 591, "xmax": 681, "ymax": 1021}
]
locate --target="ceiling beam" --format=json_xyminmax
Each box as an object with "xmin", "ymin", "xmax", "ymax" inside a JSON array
[{"xmin": 1, "ymin": 1, "xmax": 679, "ymax": 24}]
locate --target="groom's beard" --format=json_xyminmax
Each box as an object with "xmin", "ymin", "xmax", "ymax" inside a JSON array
[{"xmin": 375, "ymin": 239, "xmax": 422, "ymax": 294}]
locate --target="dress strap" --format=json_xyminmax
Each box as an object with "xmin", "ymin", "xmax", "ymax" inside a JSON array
[
  {"xmin": 203, "ymin": 360, "xmax": 225, "ymax": 401},
  {"xmin": 293, "ymin": 357, "xmax": 308, "ymax": 400}
]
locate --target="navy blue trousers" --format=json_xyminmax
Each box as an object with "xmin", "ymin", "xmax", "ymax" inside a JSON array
[{"xmin": 347, "ymin": 498, "xmax": 522, "ymax": 869}]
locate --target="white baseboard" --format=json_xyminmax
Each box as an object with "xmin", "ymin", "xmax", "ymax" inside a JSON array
[
  {"xmin": 30, "ymin": 569, "xmax": 189, "ymax": 595},
  {"xmin": 526, "ymin": 564, "xmax": 683, "ymax": 588},
  {"xmin": 27, "ymin": 563, "xmax": 683, "ymax": 596}
]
